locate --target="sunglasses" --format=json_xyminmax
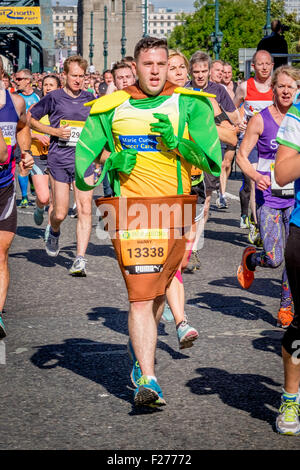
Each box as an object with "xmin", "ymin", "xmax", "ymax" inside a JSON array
[{"xmin": 15, "ymin": 77, "xmax": 28, "ymax": 81}]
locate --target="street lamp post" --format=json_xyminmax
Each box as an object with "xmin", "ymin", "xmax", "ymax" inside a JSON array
[
  {"xmin": 143, "ymin": 0, "xmax": 148, "ymax": 37},
  {"xmin": 210, "ymin": 0, "xmax": 223, "ymax": 59},
  {"xmin": 121, "ymin": 0, "xmax": 126, "ymax": 58},
  {"xmin": 103, "ymin": 5, "xmax": 108, "ymax": 71},
  {"xmin": 89, "ymin": 11, "xmax": 94, "ymax": 65},
  {"xmin": 263, "ymin": 0, "xmax": 271, "ymax": 36}
]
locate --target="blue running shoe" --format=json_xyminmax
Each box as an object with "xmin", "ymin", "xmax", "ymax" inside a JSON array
[
  {"xmin": 34, "ymin": 206, "xmax": 44, "ymax": 226},
  {"xmin": 134, "ymin": 376, "xmax": 166, "ymax": 407},
  {"xmin": 162, "ymin": 302, "xmax": 174, "ymax": 322},
  {"xmin": 176, "ymin": 320, "xmax": 199, "ymax": 349},
  {"xmin": 0, "ymin": 315, "xmax": 6, "ymax": 339},
  {"xmin": 127, "ymin": 339, "xmax": 142, "ymax": 387}
]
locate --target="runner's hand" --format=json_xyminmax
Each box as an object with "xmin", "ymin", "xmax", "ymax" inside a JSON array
[
  {"xmin": 19, "ymin": 151, "xmax": 34, "ymax": 176},
  {"xmin": 255, "ymin": 173, "xmax": 271, "ymax": 191},
  {"xmin": 150, "ymin": 113, "xmax": 178, "ymax": 150},
  {"xmin": 56, "ymin": 124, "xmax": 71, "ymax": 140},
  {"xmin": 108, "ymin": 148, "xmax": 137, "ymax": 174},
  {"xmin": 32, "ymin": 133, "xmax": 50, "ymax": 146}
]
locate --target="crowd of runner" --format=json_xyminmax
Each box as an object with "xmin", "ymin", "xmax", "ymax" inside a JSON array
[{"xmin": 0, "ymin": 36, "xmax": 300, "ymax": 435}]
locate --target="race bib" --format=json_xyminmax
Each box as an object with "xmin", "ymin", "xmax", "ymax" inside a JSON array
[
  {"xmin": 120, "ymin": 228, "xmax": 169, "ymax": 274},
  {"xmin": 270, "ymin": 163, "xmax": 294, "ymax": 198},
  {"xmin": 58, "ymin": 119, "xmax": 84, "ymax": 147}
]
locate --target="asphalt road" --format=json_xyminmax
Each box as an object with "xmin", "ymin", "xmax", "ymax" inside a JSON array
[{"xmin": 1, "ymin": 172, "xmax": 299, "ymax": 451}]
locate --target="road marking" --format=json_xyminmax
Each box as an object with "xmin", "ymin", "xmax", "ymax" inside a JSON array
[
  {"xmin": 207, "ymin": 328, "xmax": 283, "ymax": 339},
  {"xmin": 224, "ymin": 191, "xmax": 240, "ymax": 201},
  {"xmin": 81, "ymin": 349, "xmax": 127, "ymax": 356}
]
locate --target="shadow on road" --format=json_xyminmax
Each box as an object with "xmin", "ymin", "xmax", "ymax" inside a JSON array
[
  {"xmin": 9, "ymin": 248, "xmax": 73, "ymax": 268},
  {"xmin": 208, "ymin": 276, "xmax": 281, "ymax": 297},
  {"xmin": 204, "ymin": 228, "xmax": 249, "ymax": 248},
  {"xmin": 16, "ymin": 225, "xmax": 44, "ymax": 240},
  {"xmin": 186, "ymin": 367, "xmax": 280, "ymax": 427},
  {"xmin": 86, "ymin": 306, "xmax": 188, "ymax": 361},
  {"xmin": 30, "ymin": 336, "xmax": 182, "ymax": 415},
  {"xmin": 252, "ymin": 329, "xmax": 284, "ymax": 357},
  {"xmin": 187, "ymin": 291, "xmax": 276, "ymax": 326},
  {"xmin": 30, "ymin": 338, "xmax": 134, "ymax": 406}
]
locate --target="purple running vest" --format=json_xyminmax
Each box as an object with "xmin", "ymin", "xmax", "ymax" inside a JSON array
[
  {"xmin": 256, "ymin": 107, "xmax": 294, "ymax": 209},
  {"xmin": 0, "ymin": 90, "xmax": 18, "ymax": 188}
]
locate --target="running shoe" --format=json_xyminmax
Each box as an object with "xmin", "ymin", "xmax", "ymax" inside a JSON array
[
  {"xmin": 134, "ymin": 376, "xmax": 166, "ymax": 407},
  {"xmin": 254, "ymin": 237, "xmax": 263, "ymax": 248},
  {"xmin": 240, "ymin": 215, "xmax": 249, "ymax": 229},
  {"xmin": 162, "ymin": 302, "xmax": 174, "ymax": 322},
  {"xmin": 44, "ymin": 224, "xmax": 50, "ymax": 243},
  {"xmin": 19, "ymin": 197, "xmax": 28, "ymax": 208},
  {"xmin": 0, "ymin": 315, "xmax": 6, "ymax": 339},
  {"xmin": 33, "ymin": 207, "xmax": 44, "ymax": 226},
  {"xmin": 185, "ymin": 250, "xmax": 201, "ymax": 272},
  {"xmin": 69, "ymin": 257, "xmax": 87, "ymax": 277},
  {"xmin": 248, "ymin": 221, "xmax": 261, "ymax": 246},
  {"xmin": 276, "ymin": 396, "xmax": 300, "ymax": 436},
  {"xmin": 237, "ymin": 246, "xmax": 256, "ymax": 289},
  {"xmin": 127, "ymin": 339, "xmax": 142, "ymax": 388},
  {"xmin": 277, "ymin": 305, "xmax": 294, "ymax": 329},
  {"xmin": 45, "ymin": 231, "xmax": 60, "ymax": 257},
  {"xmin": 70, "ymin": 203, "xmax": 77, "ymax": 219},
  {"xmin": 216, "ymin": 194, "xmax": 228, "ymax": 209},
  {"xmin": 176, "ymin": 320, "xmax": 199, "ymax": 349}
]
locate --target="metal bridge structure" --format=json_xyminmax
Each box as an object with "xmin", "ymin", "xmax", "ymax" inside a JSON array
[{"xmin": 0, "ymin": 0, "xmax": 55, "ymax": 72}]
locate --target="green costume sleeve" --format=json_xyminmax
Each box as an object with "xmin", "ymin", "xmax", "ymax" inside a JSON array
[
  {"xmin": 75, "ymin": 113, "xmax": 108, "ymax": 191},
  {"xmin": 178, "ymin": 94, "xmax": 222, "ymax": 177},
  {"xmin": 75, "ymin": 109, "xmax": 124, "ymax": 195}
]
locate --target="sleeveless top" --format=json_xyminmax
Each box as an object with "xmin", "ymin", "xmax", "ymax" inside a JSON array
[
  {"xmin": 0, "ymin": 90, "xmax": 19, "ymax": 188},
  {"xmin": 256, "ymin": 107, "xmax": 294, "ymax": 209},
  {"xmin": 244, "ymin": 77, "xmax": 273, "ymax": 120}
]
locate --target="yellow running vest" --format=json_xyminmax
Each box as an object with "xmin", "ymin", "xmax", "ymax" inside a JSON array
[{"xmin": 112, "ymin": 94, "xmax": 191, "ymax": 197}]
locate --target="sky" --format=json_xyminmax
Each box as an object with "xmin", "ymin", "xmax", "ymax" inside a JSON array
[{"xmin": 52, "ymin": 0, "xmax": 196, "ymax": 13}]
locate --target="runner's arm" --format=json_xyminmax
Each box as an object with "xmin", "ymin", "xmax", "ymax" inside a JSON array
[
  {"xmin": 29, "ymin": 115, "xmax": 70, "ymax": 139},
  {"xmin": 180, "ymin": 95, "xmax": 222, "ymax": 176},
  {"xmin": 234, "ymin": 81, "xmax": 246, "ymax": 108},
  {"xmin": 275, "ymin": 145, "xmax": 300, "ymax": 187},
  {"xmin": 15, "ymin": 95, "xmax": 31, "ymax": 152},
  {"xmin": 210, "ymin": 98, "xmax": 238, "ymax": 146},
  {"xmin": 235, "ymin": 113, "xmax": 270, "ymax": 190},
  {"xmin": 0, "ymin": 128, "xmax": 8, "ymax": 163}
]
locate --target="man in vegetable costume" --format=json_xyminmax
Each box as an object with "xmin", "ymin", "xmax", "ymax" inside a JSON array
[{"xmin": 75, "ymin": 37, "xmax": 221, "ymax": 408}]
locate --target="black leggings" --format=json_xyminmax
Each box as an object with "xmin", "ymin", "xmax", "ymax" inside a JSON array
[
  {"xmin": 239, "ymin": 173, "xmax": 251, "ymax": 217},
  {"xmin": 282, "ymin": 224, "xmax": 300, "ymax": 355}
]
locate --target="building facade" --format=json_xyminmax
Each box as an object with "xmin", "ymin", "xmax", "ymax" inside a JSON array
[
  {"xmin": 52, "ymin": 1, "xmax": 78, "ymax": 70},
  {"xmin": 77, "ymin": 0, "xmax": 143, "ymax": 73},
  {"xmin": 148, "ymin": 7, "xmax": 185, "ymax": 39},
  {"xmin": 284, "ymin": 0, "xmax": 300, "ymax": 20}
]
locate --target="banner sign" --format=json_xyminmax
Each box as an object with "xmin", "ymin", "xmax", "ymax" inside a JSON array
[{"xmin": 0, "ymin": 7, "xmax": 41, "ymax": 25}]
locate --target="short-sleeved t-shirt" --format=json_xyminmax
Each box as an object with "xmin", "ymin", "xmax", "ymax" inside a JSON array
[
  {"xmin": 30, "ymin": 88, "xmax": 94, "ymax": 169},
  {"xmin": 187, "ymin": 80, "xmax": 236, "ymax": 113},
  {"xmin": 276, "ymin": 101, "xmax": 300, "ymax": 227}
]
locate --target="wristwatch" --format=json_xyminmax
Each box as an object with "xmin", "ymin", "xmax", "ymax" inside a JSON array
[{"xmin": 23, "ymin": 149, "xmax": 33, "ymax": 155}]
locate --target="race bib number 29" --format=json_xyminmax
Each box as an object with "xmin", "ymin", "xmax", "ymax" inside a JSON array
[
  {"xmin": 58, "ymin": 119, "xmax": 84, "ymax": 147},
  {"xmin": 120, "ymin": 228, "xmax": 169, "ymax": 275}
]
